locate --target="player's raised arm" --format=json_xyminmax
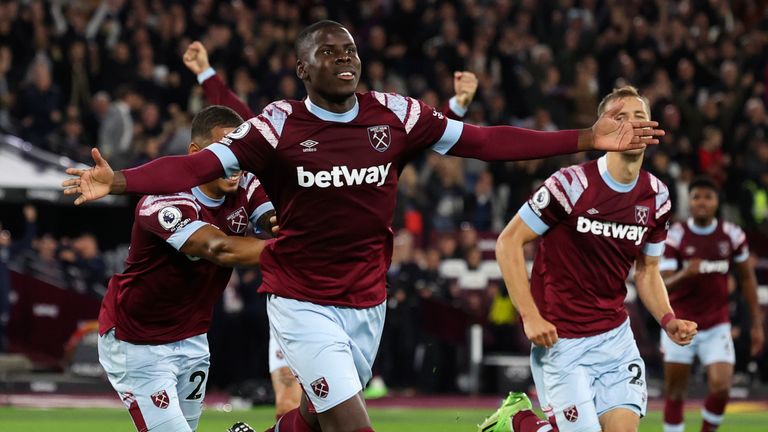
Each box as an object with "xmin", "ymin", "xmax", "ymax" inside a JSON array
[
  {"xmin": 184, "ymin": 41, "xmax": 256, "ymax": 120},
  {"xmin": 496, "ymin": 213, "xmax": 558, "ymax": 348},
  {"xmin": 442, "ymin": 100, "xmax": 665, "ymax": 161},
  {"xmin": 438, "ymin": 71, "xmax": 478, "ymax": 120}
]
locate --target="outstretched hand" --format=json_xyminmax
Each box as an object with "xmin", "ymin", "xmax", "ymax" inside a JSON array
[
  {"xmin": 183, "ymin": 41, "xmax": 211, "ymax": 75},
  {"xmin": 62, "ymin": 148, "xmax": 114, "ymax": 205},
  {"xmin": 591, "ymin": 101, "xmax": 665, "ymax": 152},
  {"xmin": 665, "ymin": 318, "xmax": 698, "ymax": 346}
]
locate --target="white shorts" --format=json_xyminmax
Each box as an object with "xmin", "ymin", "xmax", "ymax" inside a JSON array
[
  {"xmin": 660, "ymin": 322, "xmax": 735, "ymax": 366},
  {"xmin": 267, "ymin": 295, "xmax": 385, "ymax": 413},
  {"xmin": 531, "ymin": 319, "xmax": 647, "ymax": 432},
  {"xmin": 98, "ymin": 329, "xmax": 210, "ymax": 432},
  {"xmin": 268, "ymin": 331, "xmax": 289, "ymax": 373}
]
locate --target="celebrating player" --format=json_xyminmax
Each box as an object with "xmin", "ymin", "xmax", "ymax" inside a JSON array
[
  {"xmin": 181, "ymin": 38, "xmax": 479, "ymax": 420},
  {"xmin": 94, "ymin": 105, "xmax": 275, "ymax": 432},
  {"xmin": 481, "ymin": 86, "xmax": 696, "ymax": 432},
  {"xmin": 660, "ymin": 177, "xmax": 764, "ymax": 432},
  {"xmin": 64, "ymin": 21, "xmax": 663, "ymax": 432}
]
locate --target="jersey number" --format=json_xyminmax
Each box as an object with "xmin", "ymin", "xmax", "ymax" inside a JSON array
[
  {"xmin": 628, "ymin": 363, "xmax": 642, "ymax": 385},
  {"xmin": 186, "ymin": 371, "xmax": 207, "ymax": 400}
]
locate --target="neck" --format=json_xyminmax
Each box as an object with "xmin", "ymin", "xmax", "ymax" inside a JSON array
[
  {"xmin": 693, "ymin": 216, "xmax": 715, "ymax": 227},
  {"xmin": 198, "ymin": 182, "xmax": 224, "ymax": 200},
  {"xmin": 606, "ymin": 152, "xmax": 643, "ymax": 184},
  {"xmin": 306, "ymin": 90, "xmax": 357, "ymax": 113}
]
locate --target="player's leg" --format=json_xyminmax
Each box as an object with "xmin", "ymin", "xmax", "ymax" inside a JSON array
[
  {"xmin": 176, "ymin": 334, "xmax": 211, "ymax": 431},
  {"xmin": 598, "ymin": 408, "xmax": 639, "ymax": 432},
  {"xmin": 698, "ymin": 323, "xmax": 736, "ymax": 432},
  {"xmin": 269, "ymin": 333, "xmax": 302, "ymax": 419},
  {"xmin": 478, "ymin": 391, "xmax": 555, "ymax": 432},
  {"xmin": 593, "ymin": 320, "xmax": 648, "ymax": 432},
  {"xmin": 660, "ymin": 326, "xmax": 696, "ymax": 432},
  {"xmin": 265, "ymin": 295, "xmax": 384, "ymax": 431},
  {"xmin": 98, "ymin": 329, "xmax": 192, "ymax": 431}
]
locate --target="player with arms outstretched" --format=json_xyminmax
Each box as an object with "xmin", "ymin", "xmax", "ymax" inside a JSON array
[
  {"xmin": 660, "ymin": 177, "xmax": 764, "ymax": 432},
  {"xmin": 65, "ymin": 21, "xmax": 664, "ymax": 432},
  {"xmin": 482, "ymin": 86, "xmax": 697, "ymax": 432},
  {"xmin": 181, "ymin": 39, "xmax": 479, "ymax": 420},
  {"xmin": 94, "ymin": 106, "xmax": 275, "ymax": 432}
]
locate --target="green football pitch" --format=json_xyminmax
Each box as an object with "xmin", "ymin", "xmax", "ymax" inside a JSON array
[{"xmin": 0, "ymin": 406, "xmax": 767, "ymax": 432}]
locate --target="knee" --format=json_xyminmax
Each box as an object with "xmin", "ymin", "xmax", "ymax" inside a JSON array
[
  {"xmin": 664, "ymin": 385, "xmax": 687, "ymax": 401},
  {"xmin": 707, "ymin": 380, "xmax": 730, "ymax": 396}
]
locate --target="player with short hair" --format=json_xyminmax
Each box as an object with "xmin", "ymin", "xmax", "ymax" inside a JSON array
[
  {"xmin": 65, "ymin": 21, "xmax": 664, "ymax": 432},
  {"xmin": 660, "ymin": 177, "xmax": 764, "ymax": 432},
  {"xmin": 481, "ymin": 86, "xmax": 697, "ymax": 432},
  {"xmin": 181, "ymin": 38, "xmax": 479, "ymax": 420},
  {"xmin": 96, "ymin": 105, "xmax": 275, "ymax": 432}
]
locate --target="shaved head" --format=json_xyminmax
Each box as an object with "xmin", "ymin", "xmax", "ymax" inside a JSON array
[{"xmin": 295, "ymin": 20, "xmax": 347, "ymax": 60}]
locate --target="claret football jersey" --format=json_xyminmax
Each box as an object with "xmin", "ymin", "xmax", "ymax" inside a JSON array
[{"xmin": 519, "ymin": 156, "xmax": 672, "ymax": 337}]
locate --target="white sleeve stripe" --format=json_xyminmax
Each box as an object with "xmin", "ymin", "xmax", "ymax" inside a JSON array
[
  {"xmin": 142, "ymin": 193, "xmax": 198, "ymax": 210},
  {"xmin": 733, "ymin": 248, "xmax": 750, "ymax": 263},
  {"xmin": 553, "ymin": 170, "xmax": 584, "ymax": 205},
  {"xmin": 205, "ymin": 144, "xmax": 240, "ymax": 177},
  {"xmin": 139, "ymin": 199, "xmax": 200, "ymax": 217},
  {"xmin": 571, "ymin": 165, "xmax": 589, "ymax": 188},
  {"xmin": 246, "ymin": 178, "xmax": 262, "ymax": 201},
  {"xmin": 657, "ymin": 200, "xmax": 672, "ymax": 219},
  {"xmin": 251, "ymin": 117, "xmax": 279, "ymax": 148},
  {"xmin": 642, "ymin": 241, "xmax": 665, "ymax": 257},
  {"xmin": 544, "ymin": 177, "xmax": 573, "ymax": 214},
  {"xmin": 404, "ymin": 97, "xmax": 421, "ymax": 134},
  {"xmin": 518, "ymin": 203, "xmax": 550, "ymax": 235},
  {"xmin": 431, "ymin": 119, "xmax": 464, "ymax": 155},
  {"xmin": 249, "ymin": 201, "xmax": 275, "ymax": 225},
  {"xmin": 166, "ymin": 220, "xmax": 209, "ymax": 251}
]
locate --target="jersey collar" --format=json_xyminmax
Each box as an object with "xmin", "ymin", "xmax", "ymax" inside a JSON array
[
  {"xmin": 192, "ymin": 187, "xmax": 225, "ymax": 208},
  {"xmin": 687, "ymin": 217, "xmax": 718, "ymax": 235},
  {"xmin": 597, "ymin": 155, "xmax": 638, "ymax": 193},
  {"xmin": 304, "ymin": 96, "xmax": 359, "ymax": 123}
]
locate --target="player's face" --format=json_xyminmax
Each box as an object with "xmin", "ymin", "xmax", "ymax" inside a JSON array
[
  {"xmin": 689, "ymin": 187, "xmax": 718, "ymax": 221},
  {"xmin": 605, "ymin": 97, "xmax": 651, "ymax": 156},
  {"xmin": 211, "ymin": 125, "xmax": 242, "ymax": 194},
  {"xmin": 301, "ymin": 27, "xmax": 361, "ymax": 103}
]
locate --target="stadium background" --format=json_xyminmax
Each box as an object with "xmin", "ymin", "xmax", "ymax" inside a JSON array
[{"xmin": 0, "ymin": 0, "xmax": 767, "ymax": 430}]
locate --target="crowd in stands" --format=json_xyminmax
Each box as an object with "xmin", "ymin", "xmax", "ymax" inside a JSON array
[{"xmin": 1, "ymin": 0, "xmax": 768, "ymax": 392}]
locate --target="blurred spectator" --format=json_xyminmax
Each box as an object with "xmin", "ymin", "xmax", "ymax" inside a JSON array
[
  {"xmin": 15, "ymin": 56, "xmax": 63, "ymax": 148},
  {"xmin": 98, "ymin": 84, "xmax": 143, "ymax": 169}
]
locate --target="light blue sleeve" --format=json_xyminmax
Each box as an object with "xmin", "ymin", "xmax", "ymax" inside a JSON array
[
  {"xmin": 166, "ymin": 220, "xmax": 209, "ymax": 251},
  {"xmin": 197, "ymin": 67, "xmax": 216, "ymax": 84},
  {"xmin": 204, "ymin": 144, "xmax": 241, "ymax": 177},
  {"xmin": 518, "ymin": 203, "xmax": 550, "ymax": 235},
  {"xmin": 431, "ymin": 119, "xmax": 464, "ymax": 155},
  {"xmin": 642, "ymin": 241, "xmax": 665, "ymax": 257},
  {"xmin": 448, "ymin": 96, "xmax": 468, "ymax": 117}
]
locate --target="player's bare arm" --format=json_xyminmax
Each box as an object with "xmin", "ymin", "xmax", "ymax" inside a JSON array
[
  {"xmin": 735, "ymin": 258, "xmax": 765, "ymax": 356},
  {"xmin": 496, "ymin": 214, "xmax": 558, "ymax": 348},
  {"xmin": 635, "ymin": 253, "xmax": 698, "ymax": 346},
  {"xmin": 180, "ymin": 224, "xmax": 267, "ymax": 267},
  {"xmin": 661, "ymin": 258, "xmax": 702, "ymax": 292}
]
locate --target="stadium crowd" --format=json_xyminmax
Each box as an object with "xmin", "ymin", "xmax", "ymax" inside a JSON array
[{"xmin": 1, "ymin": 0, "xmax": 768, "ymax": 393}]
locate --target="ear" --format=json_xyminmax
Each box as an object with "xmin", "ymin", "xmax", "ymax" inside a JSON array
[
  {"xmin": 188, "ymin": 142, "xmax": 201, "ymax": 155},
  {"xmin": 296, "ymin": 59, "xmax": 308, "ymax": 81}
]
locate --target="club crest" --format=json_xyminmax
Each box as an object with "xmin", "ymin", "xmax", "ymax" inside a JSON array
[
  {"xmin": 367, "ymin": 125, "xmax": 391, "ymax": 152},
  {"xmin": 718, "ymin": 241, "xmax": 730, "ymax": 257},
  {"xmin": 227, "ymin": 207, "xmax": 248, "ymax": 234},
  {"xmin": 310, "ymin": 377, "xmax": 329, "ymax": 399},
  {"xmin": 635, "ymin": 205, "xmax": 649, "ymax": 225},
  {"xmin": 563, "ymin": 405, "xmax": 579, "ymax": 422},
  {"xmin": 151, "ymin": 390, "xmax": 169, "ymax": 409}
]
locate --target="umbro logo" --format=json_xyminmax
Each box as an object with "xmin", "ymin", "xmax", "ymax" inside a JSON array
[
  {"xmin": 587, "ymin": 208, "xmax": 599, "ymax": 215},
  {"xmin": 300, "ymin": 139, "xmax": 319, "ymax": 153}
]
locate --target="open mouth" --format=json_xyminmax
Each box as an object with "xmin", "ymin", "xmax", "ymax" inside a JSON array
[{"xmin": 337, "ymin": 71, "xmax": 356, "ymax": 81}]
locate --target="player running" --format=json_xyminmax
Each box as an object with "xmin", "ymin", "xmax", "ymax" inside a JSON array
[
  {"xmin": 482, "ymin": 86, "xmax": 697, "ymax": 432},
  {"xmin": 181, "ymin": 39, "xmax": 479, "ymax": 420},
  {"xmin": 95, "ymin": 105, "xmax": 276, "ymax": 432},
  {"xmin": 64, "ymin": 21, "xmax": 663, "ymax": 432},
  {"xmin": 660, "ymin": 177, "xmax": 764, "ymax": 432}
]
